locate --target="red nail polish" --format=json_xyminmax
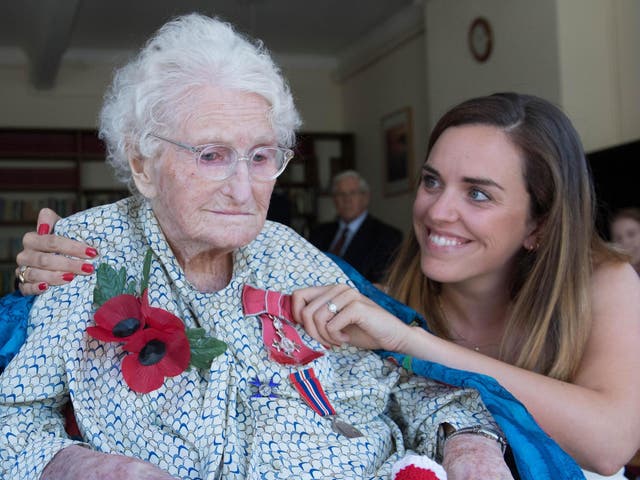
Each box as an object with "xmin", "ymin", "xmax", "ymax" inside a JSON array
[
  {"xmin": 62, "ymin": 273, "xmax": 75, "ymax": 281},
  {"xmin": 37, "ymin": 224, "xmax": 51, "ymax": 235},
  {"xmin": 38, "ymin": 282, "xmax": 47, "ymax": 291},
  {"xmin": 81, "ymin": 263, "xmax": 95, "ymax": 274},
  {"xmin": 85, "ymin": 247, "xmax": 98, "ymax": 258}
]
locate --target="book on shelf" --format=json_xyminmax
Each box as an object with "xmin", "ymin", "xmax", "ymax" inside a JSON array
[{"xmin": 0, "ymin": 197, "xmax": 77, "ymax": 222}]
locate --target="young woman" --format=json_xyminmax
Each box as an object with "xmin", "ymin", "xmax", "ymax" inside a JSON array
[{"xmin": 290, "ymin": 93, "xmax": 640, "ymax": 479}]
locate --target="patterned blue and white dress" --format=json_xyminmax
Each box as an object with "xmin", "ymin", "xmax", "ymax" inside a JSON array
[{"xmin": 0, "ymin": 196, "xmax": 497, "ymax": 480}]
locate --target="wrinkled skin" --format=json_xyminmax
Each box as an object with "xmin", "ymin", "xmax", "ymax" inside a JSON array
[{"xmin": 40, "ymin": 445, "xmax": 177, "ymax": 480}]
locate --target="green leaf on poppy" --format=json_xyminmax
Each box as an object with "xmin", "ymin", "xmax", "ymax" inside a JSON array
[
  {"xmin": 140, "ymin": 248, "xmax": 152, "ymax": 295},
  {"xmin": 93, "ymin": 263, "xmax": 128, "ymax": 307},
  {"xmin": 186, "ymin": 328, "xmax": 227, "ymax": 370},
  {"xmin": 124, "ymin": 280, "xmax": 138, "ymax": 296}
]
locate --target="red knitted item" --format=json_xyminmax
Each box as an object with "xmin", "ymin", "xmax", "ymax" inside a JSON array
[
  {"xmin": 391, "ymin": 454, "xmax": 447, "ymax": 480},
  {"xmin": 394, "ymin": 464, "xmax": 441, "ymax": 480}
]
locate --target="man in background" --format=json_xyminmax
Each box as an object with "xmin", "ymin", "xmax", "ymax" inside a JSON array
[{"xmin": 310, "ymin": 170, "xmax": 402, "ymax": 284}]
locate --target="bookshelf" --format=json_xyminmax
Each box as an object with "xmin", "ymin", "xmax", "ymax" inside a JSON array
[{"xmin": 0, "ymin": 129, "xmax": 127, "ymax": 294}]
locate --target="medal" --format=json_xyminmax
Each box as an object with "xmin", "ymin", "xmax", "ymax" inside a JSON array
[
  {"xmin": 243, "ymin": 286, "xmax": 323, "ymax": 365},
  {"xmin": 242, "ymin": 285, "xmax": 363, "ymax": 439},
  {"xmin": 290, "ymin": 368, "xmax": 364, "ymax": 438},
  {"xmin": 329, "ymin": 415, "xmax": 365, "ymax": 438}
]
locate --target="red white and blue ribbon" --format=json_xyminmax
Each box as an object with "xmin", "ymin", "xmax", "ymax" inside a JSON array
[{"xmin": 289, "ymin": 368, "xmax": 336, "ymax": 417}]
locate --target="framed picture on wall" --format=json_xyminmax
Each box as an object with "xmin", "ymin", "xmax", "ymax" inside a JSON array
[{"xmin": 381, "ymin": 107, "xmax": 413, "ymax": 196}]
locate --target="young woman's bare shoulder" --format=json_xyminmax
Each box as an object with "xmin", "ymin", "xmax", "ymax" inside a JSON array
[
  {"xmin": 590, "ymin": 260, "xmax": 640, "ymax": 331},
  {"xmin": 575, "ymin": 260, "xmax": 640, "ymax": 389},
  {"xmin": 591, "ymin": 260, "xmax": 639, "ymax": 294}
]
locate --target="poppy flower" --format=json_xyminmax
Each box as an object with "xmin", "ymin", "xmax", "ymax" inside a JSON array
[
  {"xmin": 139, "ymin": 289, "xmax": 185, "ymax": 332},
  {"xmin": 87, "ymin": 294, "xmax": 144, "ymax": 343},
  {"xmin": 122, "ymin": 326, "xmax": 190, "ymax": 393}
]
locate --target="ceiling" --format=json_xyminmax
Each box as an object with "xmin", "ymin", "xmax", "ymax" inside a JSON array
[{"xmin": 0, "ymin": 0, "xmax": 418, "ymax": 89}]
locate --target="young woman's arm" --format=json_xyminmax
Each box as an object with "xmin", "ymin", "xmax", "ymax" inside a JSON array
[{"xmin": 292, "ymin": 262, "xmax": 640, "ymax": 474}]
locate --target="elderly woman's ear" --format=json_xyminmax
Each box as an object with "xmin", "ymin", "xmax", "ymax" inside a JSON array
[{"xmin": 129, "ymin": 154, "xmax": 157, "ymax": 199}]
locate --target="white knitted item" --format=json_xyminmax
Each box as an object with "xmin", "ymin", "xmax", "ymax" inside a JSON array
[{"xmin": 391, "ymin": 454, "xmax": 447, "ymax": 480}]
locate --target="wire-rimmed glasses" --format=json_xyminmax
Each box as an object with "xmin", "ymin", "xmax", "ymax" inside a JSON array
[{"xmin": 149, "ymin": 133, "xmax": 294, "ymax": 182}]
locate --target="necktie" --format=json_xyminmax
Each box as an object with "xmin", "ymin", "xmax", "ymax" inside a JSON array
[{"xmin": 330, "ymin": 227, "xmax": 349, "ymax": 256}]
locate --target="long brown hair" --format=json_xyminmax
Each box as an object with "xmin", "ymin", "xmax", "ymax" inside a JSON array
[{"xmin": 386, "ymin": 93, "xmax": 624, "ymax": 380}]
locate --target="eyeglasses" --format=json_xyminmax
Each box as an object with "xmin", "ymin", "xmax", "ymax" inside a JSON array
[{"xmin": 149, "ymin": 133, "xmax": 294, "ymax": 182}]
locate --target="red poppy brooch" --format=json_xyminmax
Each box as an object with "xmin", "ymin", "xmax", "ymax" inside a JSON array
[{"xmin": 86, "ymin": 249, "xmax": 227, "ymax": 393}]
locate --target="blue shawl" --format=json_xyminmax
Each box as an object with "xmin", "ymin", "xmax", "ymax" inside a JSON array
[{"xmin": 0, "ymin": 291, "xmax": 30, "ymax": 372}]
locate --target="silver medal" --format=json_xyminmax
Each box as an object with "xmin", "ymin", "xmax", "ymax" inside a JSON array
[{"xmin": 330, "ymin": 415, "xmax": 364, "ymax": 438}]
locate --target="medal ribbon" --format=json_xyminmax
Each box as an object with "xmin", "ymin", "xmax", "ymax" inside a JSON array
[
  {"xmin": 242, "ymin": 285, "xmax": 362, "ymax": 438},
  {"xmin": 242, "ymin": 284, "xmax": 323, "ymax": 365},
  {"xmin": 289, "ymin": 368, "xmax": 336, "ymax": 417}
]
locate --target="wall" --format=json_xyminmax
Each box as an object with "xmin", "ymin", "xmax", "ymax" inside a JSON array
[
  {"xmin": 424, "ymin": 0, "xmax": 640, "ymax": 152},
  {"xmin": 0, "ymin": 53, "xmax": 113, "ymax": 128},
  {"xmin": 424, "ymin": 0, "xmax": 561, "ymax": 127},
  {"xmin": 339, "ymin": 33, "xmax": 428, "ymax": 235},
  {"xmin": 557, "ymin": 0, "xmax": 640, "ymax": 151},
  {"xmin": 0, "ymin": 51, "xmax": 345, "ymax": 132},
  {"xmin": 278, "ymin": 55, "xmax": 344, "ymax": 132}
]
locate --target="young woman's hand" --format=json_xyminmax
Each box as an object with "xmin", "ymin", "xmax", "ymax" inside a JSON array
[
  {"xmin": 290, "ymin": 284, "xmax": 413, "ymax": 352},
  {"xmin": 16, "ymin": 208, "xmax": 98, "ymax": 295}
]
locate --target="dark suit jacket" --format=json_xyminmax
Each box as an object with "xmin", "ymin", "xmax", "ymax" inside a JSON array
[{"xmin": 309, "ymin": 214, "xmax": 403, "ymax": 283}]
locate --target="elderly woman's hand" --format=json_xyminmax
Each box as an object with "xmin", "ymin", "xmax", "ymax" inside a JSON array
[
  {"xmin": 290, "ymin": 284, "xmax": 413, "ymax": 352},
  {"xmin": 16, "ymin": 208, "xmax": 98, "ymax": 295},
  {"xmin": 40, "ymin": 445, "xmax": 177, "ymax": 480},
  {"xmin": 443, "ymin": 434, "xmax": 513, "ymax": 480}
]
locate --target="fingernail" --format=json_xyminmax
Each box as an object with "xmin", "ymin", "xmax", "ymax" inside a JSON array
[
  {"xmin": 38, "ymin": 282, "xmax": 48, "ymax": 291},
  {"xmin": 62, "ymin": 273, "xmax": 75, "ymax": 282},
  {"xmin": 81, "ymin": 263, "xmax": 95, "ymax": 274},
  {"xmin": 85, "ymin": 247, "xmax": 98, "ymax": 258},
  {"xmin": 37, "ymin": 224, "xmax": 51, "ymax": 235}
]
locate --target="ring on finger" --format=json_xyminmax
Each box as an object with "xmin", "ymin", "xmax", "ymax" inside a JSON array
[
  {"xmin": 17, "ymin": 265, "xmax": 31, "ymax": 284},
  {"xmin": 326, "ymin": 300, "xmax": 339, "ymax": 315}
]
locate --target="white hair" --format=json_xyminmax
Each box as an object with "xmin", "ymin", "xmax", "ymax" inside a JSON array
[
  {"xmin": 99, "ymin": 13, "xmax": 301, "ymax": 192},
  {"xmin": 331, "ymin": 170, "xmax": 370, "ymax": 193}
]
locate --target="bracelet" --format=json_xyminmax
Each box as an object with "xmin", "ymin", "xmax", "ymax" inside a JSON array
[{"xmin": 445, "ymin": 426, "xmax": 507, "ymax": 455}]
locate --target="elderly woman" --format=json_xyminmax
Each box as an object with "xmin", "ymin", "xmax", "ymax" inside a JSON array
[{"xmin": 0, "ymin": 14, "xmax": 512, "ymax": 480}]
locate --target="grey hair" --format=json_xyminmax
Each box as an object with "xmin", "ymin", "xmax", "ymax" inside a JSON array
[
  {"xmin": 99, "ymin": 13, "xmax": 301, "ymax": 192},
  {"xmin": 331, "ymin": 170, "xmax": 370, "ymax": 193}
]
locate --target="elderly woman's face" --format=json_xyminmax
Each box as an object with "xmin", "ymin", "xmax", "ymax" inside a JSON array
[{"xmin": 137, "ymin": 86, "xmax": 278, "ymax": 256}]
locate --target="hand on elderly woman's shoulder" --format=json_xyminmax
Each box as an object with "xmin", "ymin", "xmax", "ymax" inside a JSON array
[
  {"xmin": 41, "ymin": 445, "xmax": 177, "ymax": 480},
  {"xmin": 16, "ymin": 208, "xmax": 97, "ymax": 296}
]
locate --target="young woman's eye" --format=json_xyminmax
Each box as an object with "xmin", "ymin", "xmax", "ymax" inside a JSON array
[
  {"xmin": 469, "ymin": 188, "xmax": 490, "ymax": 202},
  {"xmin": 422, "ymin": 174, "xmax": 440, "ymax": 189}
]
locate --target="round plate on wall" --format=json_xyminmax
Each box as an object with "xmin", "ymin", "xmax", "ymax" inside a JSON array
[{"xmin": 468, "ymin": 17, "xmax": 493, "ymax": 63}]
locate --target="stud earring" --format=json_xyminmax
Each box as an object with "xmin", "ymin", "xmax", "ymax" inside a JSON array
[{"xmin": 525, "ymin": 239, "xmax": 540, "ymax": 251}]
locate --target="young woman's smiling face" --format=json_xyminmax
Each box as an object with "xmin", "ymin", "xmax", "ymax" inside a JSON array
[{"xmin": 412, "ymin": 124, "xmax": 538, "ymax": 290}]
